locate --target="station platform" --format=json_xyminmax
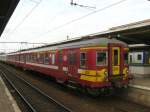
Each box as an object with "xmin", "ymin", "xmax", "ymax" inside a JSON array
[
  {"xmin": 0, "ymin": 77, "xmax": 21, "ymax": 112},
  {"xmin": 121, "ymin": 75, "xmax": 150, "ymax": 107},
  {"xmin": 130, "ymin": 77, "xmax": 150, "ymax": 90}
]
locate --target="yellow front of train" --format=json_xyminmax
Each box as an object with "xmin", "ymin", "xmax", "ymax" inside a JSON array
[{"xmin": 79, "ymin": 45, "xmax": 130, "ymax": 96}]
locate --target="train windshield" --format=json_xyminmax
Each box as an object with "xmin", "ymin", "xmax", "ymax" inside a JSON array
[{"xmin": 96, "ymin": 51, "xmax": 107, "ymax": 66}]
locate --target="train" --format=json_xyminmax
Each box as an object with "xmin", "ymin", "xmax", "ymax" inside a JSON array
[{"xmin": 0, "ymin": 37, "xmax": 130, "ymax": 96}]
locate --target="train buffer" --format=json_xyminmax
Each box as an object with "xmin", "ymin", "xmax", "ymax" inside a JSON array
[{"xmin": 0, "ymin": 76, "xmax": 21, "ymax": 112}]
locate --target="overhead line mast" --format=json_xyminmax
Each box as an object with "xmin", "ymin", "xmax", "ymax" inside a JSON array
[{"xmin": 70, "ymin": 0, "xmax": 96, "ymax": 9}]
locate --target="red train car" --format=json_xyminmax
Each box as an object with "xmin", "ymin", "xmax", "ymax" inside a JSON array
[{"xmin": 5, "ymin": 37, "xmax": 130, "ymax": 96}]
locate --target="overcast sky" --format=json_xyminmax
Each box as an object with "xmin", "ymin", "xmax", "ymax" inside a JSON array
[{"xmin": 0, "ymin": 0, "xmax": 150, "ymax": 53}]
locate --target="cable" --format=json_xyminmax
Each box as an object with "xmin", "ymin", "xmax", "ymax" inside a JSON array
[
  {"xmin": 70, "ymin": 0, "xmax": 96, "ymax": 9},
  {"xmin": 9, "ymin": 0, "xmax": 42, "ymax": 36},
  {"xmin": 29, "ymin": 0, "xmax": 40, "ymax": 4},
  {"xmin": 38, "ymin": 0, "xmax": 127, "ymax": 37},
  {"xmin": 0, "ymin": 42, "xmax": 48, "ymax": 44}
]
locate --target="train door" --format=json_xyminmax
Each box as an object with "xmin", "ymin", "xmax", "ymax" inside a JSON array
[
  {"xmin": 108, "ymin": 43, "xmax": 123, "ymax": 78},
  {"xmin": 57, "ymin": 50, "xmax": 63, "ymax": 71},
  {"xmin": 67, "ymin": 50, "xmax": 78, "ymax": 80}
]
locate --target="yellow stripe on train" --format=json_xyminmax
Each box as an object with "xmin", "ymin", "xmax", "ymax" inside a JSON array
[{"xmin": 78, "ymin": 69, "xmax": 106, "ymax": 82}]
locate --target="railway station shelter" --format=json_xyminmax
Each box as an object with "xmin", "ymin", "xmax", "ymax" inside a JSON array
[
  {"xmin": 86, "ymin": 19, "xmax": 150, "ymax": 77},
  {"xmin": 0, "ymin": 0, "xmax": 20, "ymax": 37},
  {"xmin": 0, "ymin": 1, "xmax": 20, "ymax": 112}
]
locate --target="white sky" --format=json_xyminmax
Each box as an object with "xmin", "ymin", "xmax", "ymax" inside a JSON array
[{"xmin": 0, "ymin": 0, "xmax": 150, "ymax": 53}]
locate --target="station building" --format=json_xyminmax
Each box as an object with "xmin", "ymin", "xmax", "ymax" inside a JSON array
[{"xmin": 129, "ymin": 45, "xmax": 150, "ymax": 77}]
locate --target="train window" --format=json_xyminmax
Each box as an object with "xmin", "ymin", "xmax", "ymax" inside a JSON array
[
  {"xmin": 68, "ymin": 51, "xmax": 76, "ymax": 65},
  {"xmin": 124, "ymin": 52, "xmax": 128, "ymax": 64},
  {"xmin": 32, "ymin": 53, "xmax": 37, "ymax": 63},
  {"xmin": 31, "ymin": 54, "xmax": 34, "ymax": 62},
  {"xmin": 26, "ymin": 54, "xmax": 30, "ymax": 62},
  {"xmin": 49, "ymin": 54, "xmax": 52, "ymax": 63},
  {"xmin": 80, "ymin": 52, "xmax": 86, "ymax": 67},
  {"xmin": 58, "ymin": 51, "xmax": 62, "ymax": 63},
  {"xmin": 114, "ymin": 49, "xmax": 119, "ymax": 66},
  {"xmin": 20, "ymin": 55, "xmax": 24, "ymax": 62},
  {"xmin": 16, "ymin": 55, "xmax": 19, "ymax": 61},
  {"xmin": 52, "ymin": 54, "xmax": 55, "ymax": 64},
  {"xmin": 29, "ymin": 54, "xmax": 32, "ymax": 62},
  {"xmin": 39, "ymin": 53, "xmax": 44, "ymax": 63},
  {"xmin": 44, "ymin": 53, "xmax": 49, "ymax": 64},
  {"xmin": 96, "ymin": 51, "xmax": 107, "ymax": 66},
  {"xmin": 20, "ymin": 55, "xmax": 22, "ymax": 62},
  {"xmin": 23, "ymin": 54, "xmax": 26, "ymax": 62}
]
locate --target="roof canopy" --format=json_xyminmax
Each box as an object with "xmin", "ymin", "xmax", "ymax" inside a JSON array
[
  {"xmin": 0, "ymin": 0, "xmax": 20, "ymax": 37},
  {"xmin": 87, "ymin": 19, "xmax": 150, "ymax": 45}
]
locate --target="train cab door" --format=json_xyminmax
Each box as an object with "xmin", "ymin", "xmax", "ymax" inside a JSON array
[{"xmin": 108, "ymin": 43, "xmax": 123, "ymax": 79}]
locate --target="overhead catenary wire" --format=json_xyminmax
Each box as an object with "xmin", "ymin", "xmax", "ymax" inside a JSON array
[
  {"xmin": 9, "ymin": 0, "xmax": 42, "ymax": 36},
  {"xmin": 70, "ymin": 0, "xmax": 96, "ymax": 9},
  {"xmin": 0, "ymin": 42, "xmax": 48, "ymax": 45},
  {"xmin": 38, "ymin": 0, "xmax": 128, "ymax": 38},
  {"xmin": 29, "ymin": 0, "xmax": 40, "ymax": 4}
]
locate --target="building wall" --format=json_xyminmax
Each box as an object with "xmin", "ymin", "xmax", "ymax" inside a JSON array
[
  {"xmin": 129, "ymin": 49, "xmax": 150, "ymax": 77},
  {"xmin": 129, "ymin": 66, "xmax": 150, "ymax": 77},
  {"xmin": 129, "ymin": 52, "xmax": 144, "ymax": 64}
]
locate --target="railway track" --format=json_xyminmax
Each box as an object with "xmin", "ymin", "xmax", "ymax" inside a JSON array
[
  {"xmin": 0, "ymin": 65, "xmax": 72, "ymax": 112},
  {"xmin": 0, "ymin": 63, "xmax": 149, "ymax": 112}
]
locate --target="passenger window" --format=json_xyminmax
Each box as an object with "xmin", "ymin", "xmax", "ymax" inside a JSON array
[
  {"xmin": 27, "ymin": 54, "xmax": 30, "ymax": 62},
  {"xmin": 39, "ymin": 53, "xmax": 44, "ymax": 63},
  {"xmin": 80, "ymin": 52, "xmax": 86, "ymax": 67},
  {"xmin": 58, "ymin": 51, "xmax": 63, "ymax": 63},
  {"xmin": 68, "ymin": 51, "xmax": 76, "ymax": 65},
  {"xmin": 44, "ymin": 53, "xmax": 49, "ymax": 64},
  {"xmin": 52, "ymin": 54, "xmax": 55, "ymax": 64},
  {"xmin": 29, "ymin": 54, "xmax": 32, "ymax": 62},
  {"xmin": 20, "ymin": 55, "xmax": 24, "ymax": 62},
  {"xmin": 96, "ymin": 51, "xmax": 107, "ymax": 66},
  {"xmin": 31, "ymin": 54, "xmax": 35, "ymax": 62}
]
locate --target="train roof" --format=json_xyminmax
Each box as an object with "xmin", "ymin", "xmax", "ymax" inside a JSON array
[{"xmin": 7, "ymin": 37, "xmax": 127, "ymax": 55}]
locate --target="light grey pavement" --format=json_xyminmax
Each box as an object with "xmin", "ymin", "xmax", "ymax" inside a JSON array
[
  {"xmin": 131, "ymin": 77, "xmax": 150, "ymax": 87},
  {"xmin": 0, "ymin": 76, "xmax": 21, "ymax": 112}
]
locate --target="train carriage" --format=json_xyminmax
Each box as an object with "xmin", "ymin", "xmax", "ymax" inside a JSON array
[{"xmin": 1, "ymin": 37, "xmax": 130, "ymax": 96}]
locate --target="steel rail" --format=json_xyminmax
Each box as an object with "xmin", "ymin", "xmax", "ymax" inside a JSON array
[
  {"xmin": 0, "ymin": 64, "xmax": 72, "ymax": 112},
  {"xmin": 0, "ymin": 70, "xmax": 37, "ymax": 112}
]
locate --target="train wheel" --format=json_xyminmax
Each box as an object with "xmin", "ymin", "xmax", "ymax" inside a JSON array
[
  {"xmin": 78, "ymin": 87, "xmax": 86, "ymax": 94},
  {"xmin": 56, "ymin": 79, "xmax": 65, "ymax": 84},
  {"xmin": 87, "ymin": 88, "xmax": 100, "ymax": 97},
  {"xmin": 103, "ymin": 87, "xmax": 114, "ymax": 96}
]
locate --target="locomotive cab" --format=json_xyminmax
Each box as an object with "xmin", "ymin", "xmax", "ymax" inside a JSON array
[{"xmin": 78, "ymin": 39, "xmax": 130, "ymax": 96}]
